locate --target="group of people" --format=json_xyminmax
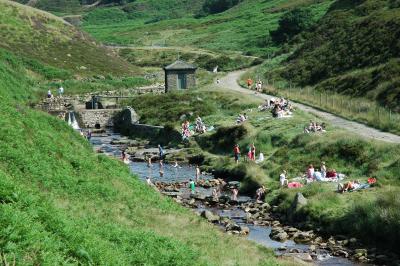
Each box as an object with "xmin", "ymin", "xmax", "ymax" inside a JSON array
[
  {"xmin": 246, "ymin": 78, "xmax": 263, "ymax": 92},
  {"xmin": 233, "ymin": 143, "xmax": 264, "ymax": 164},
  {"xmin": 306, "ymin": 162, "xmax": 343, "ymax": 182},
  {"xmin": 304, "ymin": 120, "xmax": 326, "ymax": 133},
  {"xmin": 236, "ymin": 113, "xmax": 248, "ymax": 124},
  {"xmin": 181, "ymin": 116, "xmax": 208, "ymax": 140},
  {"xmin": 47, "ymin": 87, "xmax": 64, "ymax": 99},
  {"xmin": 271, "ymin": 98, "xmax": 294, "ymax": 118},
  {"xmin": 338, "ymin": 178, "xmax": 376, "ymax": 193}
]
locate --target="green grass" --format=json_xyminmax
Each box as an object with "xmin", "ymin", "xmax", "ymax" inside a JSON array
[
  {"xmin": 124, "ymin": 83, "xmax": 400, "ymax": 255},
  {"xmin": 82, "ymin": 0, "xmax": 333, "ymax": 56},
  {"xmin": 241, "ymin": 57, "xmax": 400, "ymax": 135},
  {"xmin": 0, "ymin": 0, "xmax": 138, "ymax": 76},
  {"xmin": 42, "ymin": 76, "xmax": 152, "ymax": 95},
  {"xmin": 260, "ymin": 0, "xmax": 400, "ymax": 112},
  {"xmin": 118, "ymin": 47, "xmax": 261, "ymax": 71},
  {"xmin": 0, "ymin": 24, "xmax": 285, "ymax": 266}
]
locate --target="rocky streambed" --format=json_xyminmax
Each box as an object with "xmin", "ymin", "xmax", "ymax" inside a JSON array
[{"xmin": 90, "ymin": 131, "xmax": 387, "ymax": 266}]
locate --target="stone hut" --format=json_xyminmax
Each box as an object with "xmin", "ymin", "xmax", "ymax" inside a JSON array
[{"xmin": 164, "ymin": 60, "xmax": 197, "ymax": 92}]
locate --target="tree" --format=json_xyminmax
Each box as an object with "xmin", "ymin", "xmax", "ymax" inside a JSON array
[
  {"xmin": 271, "ymin": 8, "xmax": 315, "ymax": 43},
  {"xmin": 201, "ymin": 0, "xmax": 241, "ymax": 15}
]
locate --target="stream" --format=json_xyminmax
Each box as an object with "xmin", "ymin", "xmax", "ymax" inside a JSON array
[{"xmin": 91, "ymin": 131, "xmax": 364, "ymax": 266}]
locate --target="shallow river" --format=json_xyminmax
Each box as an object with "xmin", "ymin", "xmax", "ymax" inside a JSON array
[{"xmin": 91, "ymin": 132, "xmax": 362, "ymax": 266}]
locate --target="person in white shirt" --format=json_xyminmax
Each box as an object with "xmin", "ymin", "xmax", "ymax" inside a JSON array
[
  {"xmin": 58, "ymin": 86, "xmax": 64, "ymax": 96},
  {"xmin": 280, "ymin": 170, "xmax": 288, "ymax": 187}
]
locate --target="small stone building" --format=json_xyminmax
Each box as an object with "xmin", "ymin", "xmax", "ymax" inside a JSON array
[{"xmin": 164, "ymin": 60, "xmax": 197, "ymax": 92}]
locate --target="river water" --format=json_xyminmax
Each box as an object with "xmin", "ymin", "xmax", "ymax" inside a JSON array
[{"xmin": 91, "ymin": 132, "xmax": 361, "ymax": 266}]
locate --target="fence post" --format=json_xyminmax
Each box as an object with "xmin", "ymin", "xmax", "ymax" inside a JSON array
[
  {"xmin": 377, "ymin": 107, "xmax": 380, "ymax": 122},
  {"xmin": 320, "ymin": 92, "xmax": 322, "ymax": 106},
  {"xmin": 325, "ymin": 93, "xmax": 328, "ymax": 106}
]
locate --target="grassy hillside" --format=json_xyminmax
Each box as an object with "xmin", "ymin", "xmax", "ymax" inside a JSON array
[
  {"xmin": 124, "ymin": 86, "xmax": 400, "ymax": 255},
  {"xmin": 268, "ymin": 0, "xmax": 400, "ymax": 110},
  {"xmin": 0, "ymin": 32, "xmax": 285, "ymax": 266},
  {"xmin": 82, "ymin": 0, "xmax": 333, "ymax": 56},
  {"xmin": 0, "ymin": 0, "xmax": 137, "ymax": 76}
]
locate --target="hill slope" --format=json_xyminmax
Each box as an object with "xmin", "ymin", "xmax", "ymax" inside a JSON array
[
  {"xmin": 82, "ymin": 0, "xmax": 333, "ymax": 56},
  {"xmin": 0, "ymin": 0, "xmax": 137, "ymax": 76},
  {"xmin": 0, "ymin": 22, "xmax": 282, "ymax": 266},
  {"xmin": 274, "ymin": 0, "xmax": 400, "ymax": 110}
]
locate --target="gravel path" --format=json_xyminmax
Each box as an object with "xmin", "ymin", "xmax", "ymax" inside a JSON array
[{"xmin": 217, "ymin": 70, "xmax": 400, "ymax": 144}]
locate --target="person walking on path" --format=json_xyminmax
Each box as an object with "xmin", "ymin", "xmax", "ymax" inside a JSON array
[
  {"xmin": 233, "ymin": 144, "xmax": 240, "ymax": 164},
  {"xmin": 247, "ymin": 78, "xmax": 253, "ymax": 90},
  {"xmin": 47, "ymin": 89, "xmax": 52, "ymax": 98}
]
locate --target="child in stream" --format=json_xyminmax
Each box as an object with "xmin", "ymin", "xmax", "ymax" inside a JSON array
[
  {"xmin": 189, "ymin": 179, "xmax": 196, "ymax": 194},
  {"xmin": 195, "ymin": 165, "xmax": 201, "ymax": 182},
  {"xmin": 232, "ymin": 188, "xmax": 238, "ymax": 201}
]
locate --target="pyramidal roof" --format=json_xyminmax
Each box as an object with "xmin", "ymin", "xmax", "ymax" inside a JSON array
[{"xmin": 164, "ymin": 60, "xmax": 197, "ymax": 70}]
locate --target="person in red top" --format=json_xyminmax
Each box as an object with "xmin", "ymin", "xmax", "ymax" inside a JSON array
[
  {"xmin": 247, "ymin": 78, "xmax": 253, "ymax": 89},
  {"xmin": 233, "ymin": 144, "xmax": 240, "ymax": 164}
]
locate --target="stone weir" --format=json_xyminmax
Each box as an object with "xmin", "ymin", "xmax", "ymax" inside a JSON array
[{"xmin": 113, "ymin": 107, "xmax": 168, "ymax": 139}]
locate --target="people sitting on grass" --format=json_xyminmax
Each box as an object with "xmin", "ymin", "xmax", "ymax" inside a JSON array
[
  {"xmin": 306, "ymin": 164, "xmax": 315, "ymax": 179},
  {"xmin": 181, "ymin": 120, "xmax": 191, "ymax": 140},
  {"xmin": 270, "ymin": 98, "xmax": 293, "ymax": 118},
  {"xmin": 280, "ymin": 170, "xmax": 288, "ymax": 187},
  {"xmin": 258, "ymin": 99, "xmax": 271, "ymax": 111},
  {"xmin": 338, "ymin": 178, "xmax": 376, "ymax": 193},
  {"xmin": 304, "ymin": 120, "xmax": 326, "ymax": 133},
  {"xmin": 195, "ymin": 116, "xmax": 207, "ymax": 134},
  {"xmin": 236, "ymin": 113, "xmax": 248, "ymax": 124}
]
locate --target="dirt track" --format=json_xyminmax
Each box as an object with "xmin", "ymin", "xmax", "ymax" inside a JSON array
[{"xmin": 217, "ymin": 70, "xmax": 400, "ymax": 144}]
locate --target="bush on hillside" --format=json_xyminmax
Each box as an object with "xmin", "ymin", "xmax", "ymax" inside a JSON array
[
  {"xmin": 83, "ymin": 8, "xmax": 128, "ymax": 25},
  {"xmin": 199, "ymin": 0, "xmax": 241, "ymax": 16},
  {"xmin": 271, "ymin": 7, "xmax": 315, "ymax": 43}
]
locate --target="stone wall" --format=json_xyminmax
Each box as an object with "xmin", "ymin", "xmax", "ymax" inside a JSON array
[
  {"xmin": 36, "ymin": 97, "xmax": 76, "ymax": 112},
  {"xmin": 114, "ymin": 107, "xmax": 170, "ymax": 140},
  {"xmin": 78, "ymin": 109, "xmax": 121, "ymax": 128}
]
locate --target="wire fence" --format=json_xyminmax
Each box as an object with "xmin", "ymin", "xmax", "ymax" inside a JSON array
[{"xmin": 259, "ymin": 79, "xmax": 400, "ymax": 134}]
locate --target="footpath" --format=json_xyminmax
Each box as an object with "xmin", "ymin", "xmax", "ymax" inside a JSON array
[{"xmin": 217, "ymin": 70, "xmax": 400, "ymax": 144}]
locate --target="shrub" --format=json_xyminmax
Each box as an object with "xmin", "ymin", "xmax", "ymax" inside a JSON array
[
  {"xmin": 271, "ymin": 7, "xmax": 315, "ymax": 43},
  {"xmin": 201, "ymin": 0, "xmax": 241, "ymax": 15}
]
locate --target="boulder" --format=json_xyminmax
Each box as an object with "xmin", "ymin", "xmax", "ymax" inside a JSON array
[
  {"xmin": 270, "ymin": 227, "xmax": 288, "ymax": 242},
  {"xmin": 334, "ymin": 250, "xmax": 349, "ymax": 258},
  {"xmin": 261, "ymin": 202, "xmax": 271, "ymax": 211},
  {"xmin": 283, "ymin": 253, "xmax": 313, "ymax": 262},
  {"xmin": 355, "ymin": 249, "xmax": 367, "ymax": 257},
  {"xmin": 226, "ymin": 222, "xmax": 241, "ymax": 232},
  {"xmin": 272, "ymin": 231, "xmax": 288, "ymax": 242},
  {"xmin": 200, "ymin": 210, "xmax": 220, "ymax": 223},
  {"xmin": 240, "ymin": 226, "xmax": 250, "ymax": 235},
  {"xmin": 293, "ymin": 231, "xmax": 314, "ymax": 244},
  {"xmin": 287, "ymin": 192, "xmax": 308, "ymax": 222}
]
